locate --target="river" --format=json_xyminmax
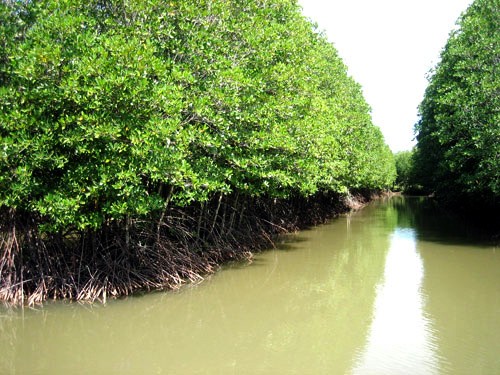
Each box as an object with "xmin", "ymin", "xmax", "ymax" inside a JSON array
[{"xmin": 0, "ymin": 196, "xmax": 498, "ymax": 374}]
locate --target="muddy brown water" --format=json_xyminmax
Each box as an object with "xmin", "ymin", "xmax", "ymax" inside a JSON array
[{"xmin": 0, "ymin": 196, "xmax": 498, "ymax": 374}]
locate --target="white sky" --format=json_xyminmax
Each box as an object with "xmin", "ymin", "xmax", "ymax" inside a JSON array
[{"xmin": 297, "ymin": 0, "xmax": 473, "ymax": 152}]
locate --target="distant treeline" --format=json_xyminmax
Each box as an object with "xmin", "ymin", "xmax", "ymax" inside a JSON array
[
  {"xmin": 0, "ymin": 0, "xmax": 395, "ymax": 304},
  {"xmin": 398, "ymin": 0, "xmax": 499, "ymax": 211}
]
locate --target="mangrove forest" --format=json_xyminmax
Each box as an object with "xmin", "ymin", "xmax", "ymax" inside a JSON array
[
  {"xmin": 411, "ymin": 0, "xmax": 499, "ymax": 211},
  {"xmin": 0, "ymin": 0, "xmax": 396, "ymax": 305}
]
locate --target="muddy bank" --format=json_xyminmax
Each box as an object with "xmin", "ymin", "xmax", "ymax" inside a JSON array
[{"xmin": 0, "ymin": 190, "xmax": 386, "ymax": 306}]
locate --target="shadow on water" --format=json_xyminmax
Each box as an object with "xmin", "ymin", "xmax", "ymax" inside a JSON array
[
  {"xmin": 217, "ymin": 238, "xmax": 310, "ymax": 272},
  {"xmin": 271, "ymin": 236, "xmax": 310, "ymax": 251},
  {"xmin": 220, "ymin": 234, "xmax": 312, "ymax": 271},
  {"xmin": 388, "ymin": 196, "xmax": 498, "ymax": 247}
]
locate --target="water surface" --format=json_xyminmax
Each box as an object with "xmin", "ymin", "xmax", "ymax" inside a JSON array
[{"xmin": 1, "ymin": 196, "xmax": 498, "ymax": 374}]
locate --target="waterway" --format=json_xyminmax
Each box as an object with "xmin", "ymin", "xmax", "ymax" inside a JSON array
[{"xmin": 0, "ymin": 196, "xmax": 498, "ymax": 374}]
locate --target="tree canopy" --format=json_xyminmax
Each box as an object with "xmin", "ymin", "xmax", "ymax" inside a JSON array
[
  {"xmin": 412, "ymin": 0, "xmax": 499, "ymax": 206},
  {"xmin": 0, "ymin": 0, "xmax": 395, "ymax": 232},
  {"xmin": 393, "ymin": 150, "xmax": 414, "ymax": 192}
]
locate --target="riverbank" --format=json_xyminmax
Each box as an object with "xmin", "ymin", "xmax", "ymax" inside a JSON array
[{"xmin": 0, "ymin": 190, "xmax": 388, "ymax": 306}]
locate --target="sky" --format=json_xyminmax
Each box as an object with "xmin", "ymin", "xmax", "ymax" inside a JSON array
[{"xmin": 297, "ymin": 0, "xmax": 474, "ymax": 152}]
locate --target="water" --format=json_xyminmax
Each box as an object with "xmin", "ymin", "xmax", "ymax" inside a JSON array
[{"xmin": 1, "ymin": 196, "xmax": 499, "ymax": 374}]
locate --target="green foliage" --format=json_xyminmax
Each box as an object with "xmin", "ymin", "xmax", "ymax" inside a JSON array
[
  {"xmin": 0, "ymin": 0, "xmax": 395, "ymax": 232},
  {"xmin": 393, "ymin": 150, "xmax": 414, "ymax": 191},
  {"xmin": 413, "ymin": 0, "xmax": 499, "ymax": 204}
]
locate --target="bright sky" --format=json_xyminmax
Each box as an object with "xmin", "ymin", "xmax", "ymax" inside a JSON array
[{"xmin": 297, "ymin": 0, "xmax": 473, "ymax": 152}]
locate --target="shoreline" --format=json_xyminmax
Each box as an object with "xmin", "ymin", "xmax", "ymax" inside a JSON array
[{"xmin": 0, "ymin": 190, "xmax": 388, "ymax": 307}]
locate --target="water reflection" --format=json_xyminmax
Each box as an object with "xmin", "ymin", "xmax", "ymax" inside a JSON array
[
  {"xmin": 388, "ymin": 196, "xmax": 498, "ymax": 246},
  {"xmin": 353, "ymin": 227, "xmax": 440, "ymax": 374}
]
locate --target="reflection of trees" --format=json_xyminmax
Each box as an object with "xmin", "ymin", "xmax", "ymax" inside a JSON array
[
  {"xmin": 384, "ymin": 195, "xmax": 423, "ymax": 229},
  {"xmin": 389, "ymin": 196, "xmax": 497, "ymax": 246}
]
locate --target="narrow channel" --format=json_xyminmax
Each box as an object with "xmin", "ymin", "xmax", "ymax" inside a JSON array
[{"xmin": 0, "ymin": 196, "xmax": 498, "ymax": 374}]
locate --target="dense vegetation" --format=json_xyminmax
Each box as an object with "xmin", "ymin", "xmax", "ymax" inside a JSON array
[
  {"xmin": 412, "ymin": 0, "xmax": 499, "ymax": 208},
  {"xmin": 0, "ymin": 0, "xmax": 395, "ymax": 304},
  {"xmin": 393, "ymin": 150, "xmax": 414, "ymax": 192}
]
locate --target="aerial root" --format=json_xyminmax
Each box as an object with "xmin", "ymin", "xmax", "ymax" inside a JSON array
[{"xmin": 0, "ymin": 191, "xmax": 371, "ymax": 306}]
